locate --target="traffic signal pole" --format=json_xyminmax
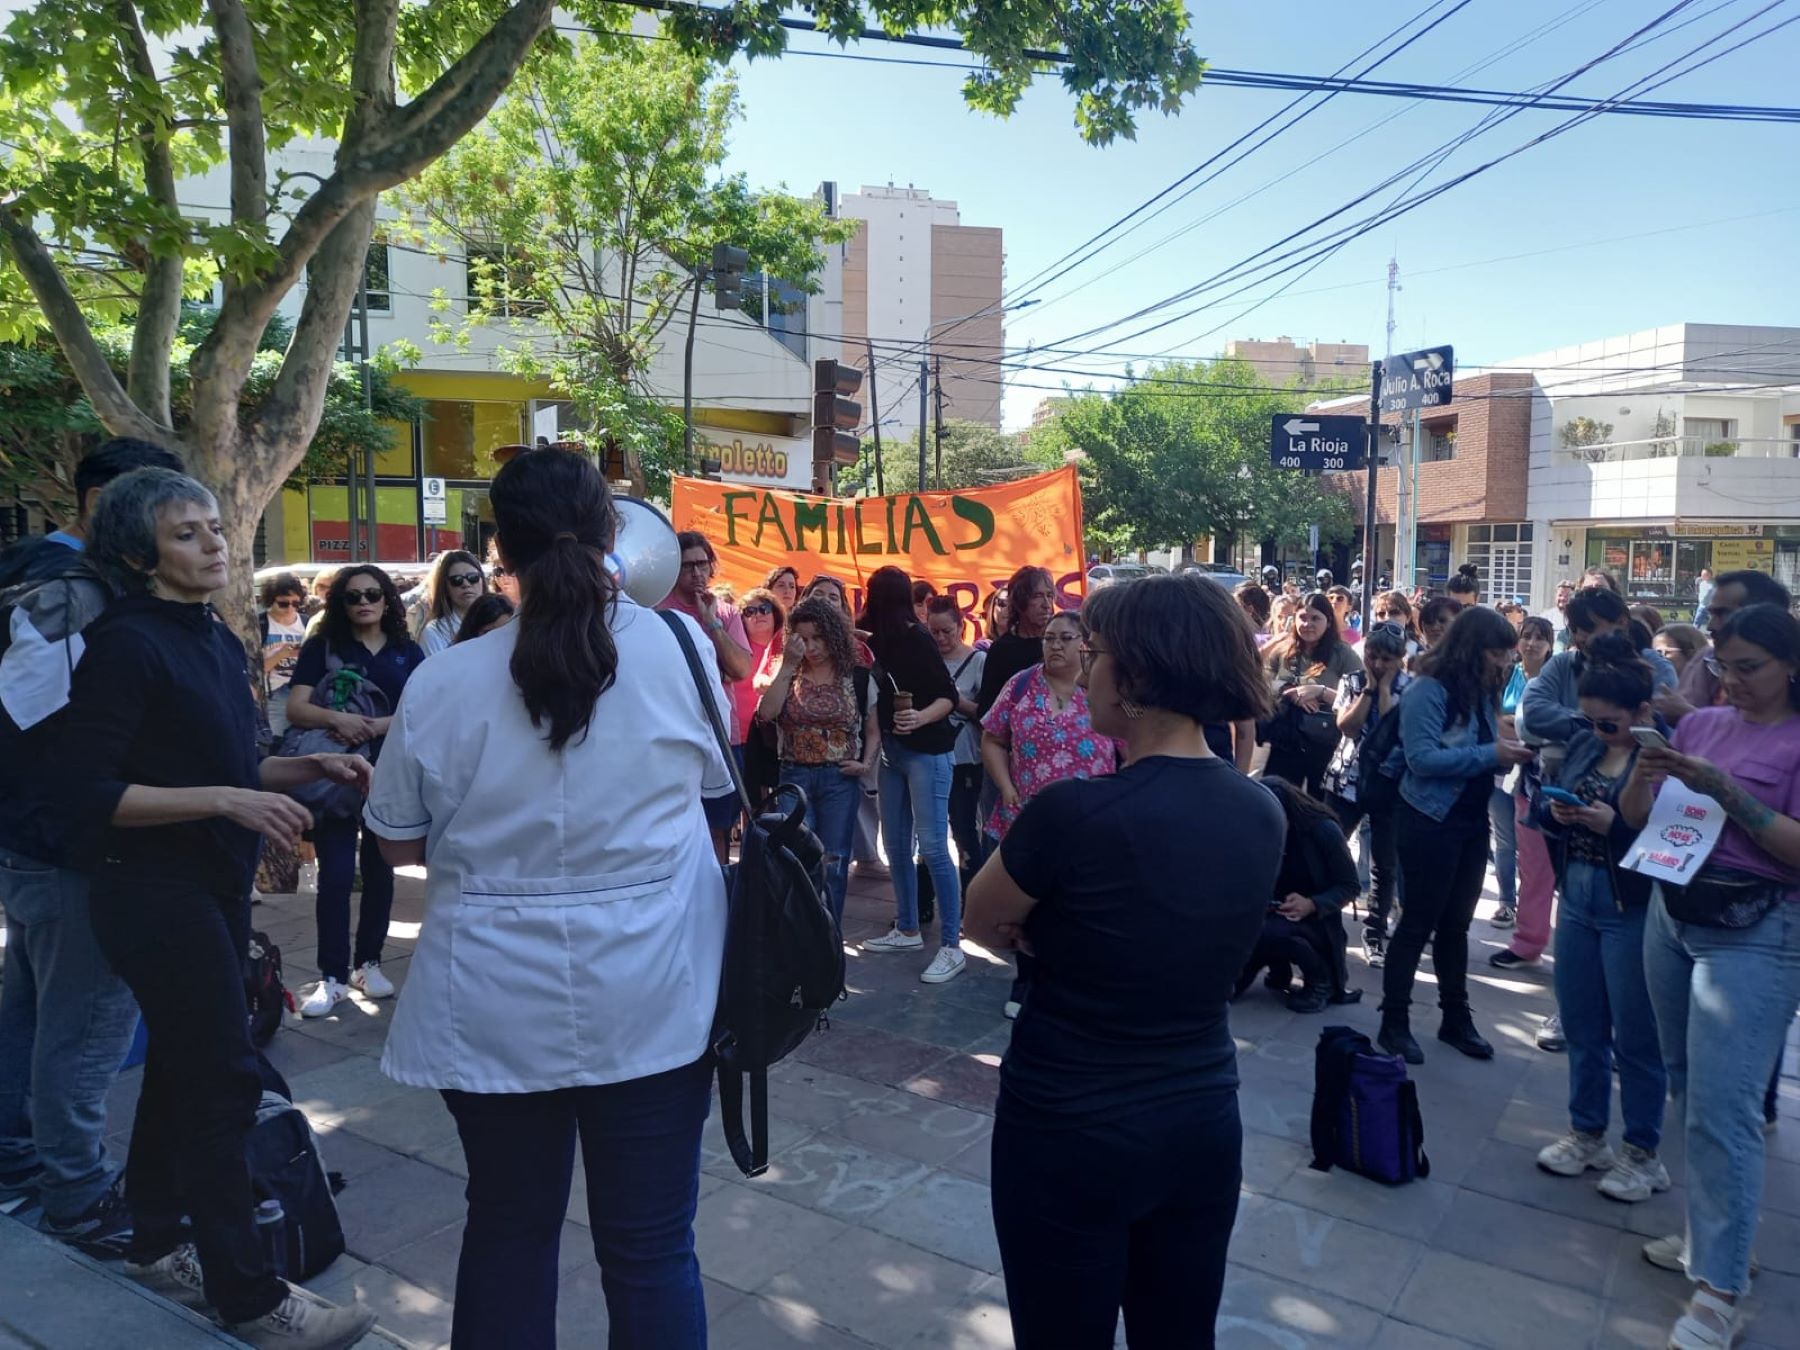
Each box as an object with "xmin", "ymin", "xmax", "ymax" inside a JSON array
[
  {"xmin": 866, "ymin": 340, "xmax": 884, "ymax": 498},
  {"xmin": 1361, "ymin": 359, "xmax": 1381, "ymax": 632},
  {"xmin": 918, "ymin": 357, "xmax": 929, "ymax": 492}
]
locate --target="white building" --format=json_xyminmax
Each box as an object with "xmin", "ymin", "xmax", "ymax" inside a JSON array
[{"xmin": 1512, "ymin": 323, "xmax": 1800, "ymax": 612}]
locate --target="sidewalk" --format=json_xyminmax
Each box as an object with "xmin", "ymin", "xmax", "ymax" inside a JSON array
[{"xmin": 5, "ymin": 865, "xmax": 1797, "ymax": 1348}]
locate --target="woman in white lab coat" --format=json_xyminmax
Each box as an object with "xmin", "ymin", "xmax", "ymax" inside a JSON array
[{"xmin": 364, "ymin": 448, "xmax": 732, "ymax": 1350}]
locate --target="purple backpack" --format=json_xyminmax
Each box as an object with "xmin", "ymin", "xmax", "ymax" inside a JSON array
[{"xmin": 1309, "ymin": 1026, "xmax": 1430, "ymax": 1185}]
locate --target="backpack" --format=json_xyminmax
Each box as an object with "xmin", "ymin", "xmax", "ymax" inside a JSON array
[
  {"xmin": 0, "ymin": 557, "xmax": 115, "ymax": 736},
  {"xmin": 659, "ymin": 611, "xmax": 845, "ymax": 1178},
  {"xmin": 1309, "ymin": 1025, "xmax": 1429, "ymax": 1185},
  {"xmin": 1353, "ymin": 695, "xmax": 1404, "ymax": 817},
  {"xmin": 246, "ymin": 930, "xmax": 288, "ymax": 1048},
  {"xmin": 276, "ymin": 648, "xmax": 390, "ymax": 819},
  {"xmin": 247, "ymin": 1090, "xmax": 347, "ymax": 1280}
]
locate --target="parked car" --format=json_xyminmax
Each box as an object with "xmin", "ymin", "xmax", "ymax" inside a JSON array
[
  {"xmin": 1088, "ymin": 562, "xmax": 1152, "ymax": 588},
  {"xmin": 1174, "ymin": 562, "xmax": 1252, "ymax": 589}
]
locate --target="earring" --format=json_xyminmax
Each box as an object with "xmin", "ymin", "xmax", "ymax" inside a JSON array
[{"xmin": 1118, "ymin": 697, "xmax": 1146, "ymax": 720}]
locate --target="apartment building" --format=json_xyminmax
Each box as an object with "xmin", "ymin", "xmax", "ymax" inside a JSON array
[{"xmin": 1226, "ymin": 336, "xmax": 1370, "ymax": 389}]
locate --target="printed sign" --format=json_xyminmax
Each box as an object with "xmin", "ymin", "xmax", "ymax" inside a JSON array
[{"xmin": 1623, "ymin": 779, "xmax": 1726, "ymax": 885}]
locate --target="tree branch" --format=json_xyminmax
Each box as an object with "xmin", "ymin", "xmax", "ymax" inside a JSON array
[
  {"xmin": 205, "ymin": 0, "xmax": 268, "ymax": 236},
  {"xmin": 114, "ymin": 0, "xmax": 182, "ymax": 427},
  {"xmin": 0, "ymin": 205, "xmax": 173, "ymax": 448}
]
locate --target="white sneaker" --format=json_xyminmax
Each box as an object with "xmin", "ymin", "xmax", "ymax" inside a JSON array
[
  {"xmin": 125, "ymin": 1242, "xmax": 210, "ymax": 1310},
  {"xmin": 863, "ymin": 927, "xmax": 924, "ymax": 953},
  {"xmin": 920, "ymin": 947, "xmax": 966, "ymax": 984},
  {"xmin": 1537, "ymin": 1130, "xmax": 1615, "ymax": 1177},
  {"xmin": 350, "ymin": 962, "xmax": 393, "ymax": 1000},
  {"xmin": 1537, "ymin": 1013, "xmax": 1567, "ymax": 1052},
  {"xmin": 1667, "ymin": 1289, "xmax": 1739, "ymax": 1350},
  {"xmin": 1643, "ymin": 1233, "xmax": 1759, "ymax": 1279},
  {"xmin": 299, "ymin": 979, "xmax": 347, "ymax": 1019},
  {"xmin": 1003, "ymin": 1000, "xmax": 1021, "ymax": 1021},
  {"xmin": 231, "ymin": 1288, "xmax": 376, "ymax": 1349},
  {"xmin": 1598, "ymin": 1143, "xmax": 1671, "ymax": 1203}
]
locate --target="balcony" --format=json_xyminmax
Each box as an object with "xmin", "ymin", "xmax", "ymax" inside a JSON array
[{"xmin": 1558, "ymin": 435, "xmax": 1799, "ymax": 464}]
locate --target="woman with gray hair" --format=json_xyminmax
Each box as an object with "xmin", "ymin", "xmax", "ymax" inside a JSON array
[{"xmin": 56, "ymin": 467, "xmax": 377, "ymax": 1348}]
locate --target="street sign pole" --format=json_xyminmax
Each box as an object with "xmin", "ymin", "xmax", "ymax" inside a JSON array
[{"xmin": 1361, "ymin": 360, "xmax": 1381, "ymax": 631}]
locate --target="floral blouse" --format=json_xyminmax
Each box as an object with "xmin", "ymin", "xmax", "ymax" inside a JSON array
[
  {"xmin": 980, "ymin": 665, "xmax": 1121, "ymax": 838},
  {"xmin": 776, "ymin": 669, "xmax": 872, "ymax": 766}
]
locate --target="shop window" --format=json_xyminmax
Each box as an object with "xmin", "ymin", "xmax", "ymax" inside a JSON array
[
  {"xmin": 421, "ymin": 399, "xmax": 528, "ymax": 481},
  {"xmin": 374, "ymin": 418, "xmax": 413, "ymax": 478},
  {"xmin": 363, "ymin": 243, "xmax": 391, "ymax": 312}
]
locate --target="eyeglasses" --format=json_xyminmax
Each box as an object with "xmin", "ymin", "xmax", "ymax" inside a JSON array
[
  {"xmin": 1077, "ymin": 644, "xmax": 1107, "ymax": 672},
  {"xmin": 742, "ymin": 602, "xmax": 774, "ymax": 617},
  {"xmin": 490, "ymin": 565, "xmax": 512, "ymax": 579},
  {"xmin": 270, "ymin": 598, "xmax": 299, "ymax": 610},
  {"xmin": 1042, "ymin": 632, "xmax": 1081, "ymax": 646},
  {"xmin": 1703, "ymin": 654, "xmax": 1770, "ymax": 679},
  {"xmin": 679, "ymin": 558, "xmax": 714, "ymax": 574},
  {"xmin": 446, "ymin": 572, "xmax": 482, "ymax": 587},
  {"xmin": 343, "ymin": 588, "xmax": 385, "ymax": 606}
]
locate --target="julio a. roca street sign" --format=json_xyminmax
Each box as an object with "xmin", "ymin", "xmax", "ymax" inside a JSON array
[
  {"xmin": 1269, "ymin": 413, "xmax": 1367, "ymax": 474},
  {"xmin": 1378, "ymin": 345, "xmax": 1454, "ymax": 414}
]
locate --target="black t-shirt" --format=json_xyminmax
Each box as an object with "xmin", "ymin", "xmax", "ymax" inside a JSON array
[
  {"xmin": 998, "ymin": 755, "xmax": 1286, "ymax": 1128},
  {"xmin": 291, "ymin": 633, "xmax": 425, "ymax": 713},
  {"xmin": 867, "ymin": 623, "xmax": 960, "ymax": 757},
  {"xmin": 977, "ymin": 632, "xmax": 1044, "ymax": 716}
]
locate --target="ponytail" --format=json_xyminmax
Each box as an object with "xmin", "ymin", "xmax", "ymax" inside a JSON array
[{"xmin": 489, "ymin": 450, "xmax": 621, "ymax": 751}]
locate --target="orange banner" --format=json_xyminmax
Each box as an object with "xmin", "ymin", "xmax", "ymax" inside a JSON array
[{"xmin": 670, "ymin": 466, "xmax": 1087, "ymax": 624}]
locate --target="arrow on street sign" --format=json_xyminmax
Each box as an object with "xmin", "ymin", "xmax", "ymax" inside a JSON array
[
  {"xmin": 1380, "ymin": 344, "xmax": 1454, "ymax": 414},
  {"xmin": 1269, "ymin": 412, "xmax": 1367, "ymax": 475}
]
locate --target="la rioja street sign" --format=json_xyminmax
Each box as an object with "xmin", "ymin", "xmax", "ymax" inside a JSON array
[
  {"xmin": 1378, "ymin": 345, "xmax": 1454, "ymax": 414},
  {"xmin": 1269, "ymin": 414, "xmax": 1367, "ymax": 474}
]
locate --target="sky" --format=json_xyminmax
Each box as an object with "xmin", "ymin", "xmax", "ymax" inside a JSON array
[{"xmin": 719, "ymin": 0, "xmax": 1800, "ymax": 428}]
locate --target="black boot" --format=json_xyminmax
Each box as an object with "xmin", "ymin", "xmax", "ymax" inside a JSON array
[
  {"xmin": 1437, "ymin": 1009, "xmax": 1494, "ymax": 1060},
  {"xmin": 1378, "ymin": 1008, "xmax": 1424, "ymax": 1065}
]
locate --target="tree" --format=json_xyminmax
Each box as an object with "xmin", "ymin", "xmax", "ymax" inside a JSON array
[
  {"xmin": 399, "ymin": 37, "xmax": 853, "ymax": 498},
  {"xmin": 1559, "ymin": 415, "xmax": 1616, "ymax": 463},
  {"xmin": 0, "ymin": 307, "xmax": 420, "ymax": 525},
  {"xmin": 1, "ymin": 1, "xmax": 1202, "ymax": 636},
  {"xmin": 838, "ymin": 418, "xmax": 1044, "ymax": 495},
  {"xmin": 1033, "ymin": 358, "xmax": 1355, "ymax": 558}
]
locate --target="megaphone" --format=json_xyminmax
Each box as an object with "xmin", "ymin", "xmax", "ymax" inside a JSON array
[{"xmin": 606, "ymin": 496, "xmax": 681, "ymax": 609}]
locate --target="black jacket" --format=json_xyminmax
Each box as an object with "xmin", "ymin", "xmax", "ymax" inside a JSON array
[{"xmin": 1273, "ymin": 814, "xmax": 1361, "ymax": 1001}]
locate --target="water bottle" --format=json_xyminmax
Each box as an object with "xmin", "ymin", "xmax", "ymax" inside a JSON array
[{"xmin": 255, "ymin": 1198, "xmax": 289, "ymax": 1279}]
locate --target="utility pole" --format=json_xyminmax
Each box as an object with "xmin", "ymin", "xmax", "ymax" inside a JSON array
[
  {"xmin": 933, "ymin": 354, "xmax": 945, "ymax": 489},
  {"xmin": 917, "ymin": 356, "xmax": 929, "ymax": 492},
  {"xmin": 866, "ymin": 340, "xmax": 884, "ymax": 498},
  {"xmin": 1360, "ymin": 358, "xmax": 1381, "ymax": 632},
  {"xmin": 682, "ymin": 266, "xmax": 705, "ymax": 476}
]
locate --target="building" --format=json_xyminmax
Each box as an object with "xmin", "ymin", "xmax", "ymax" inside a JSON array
[
  {"xmin": 1226, "ymin": 336, "xmax": 1370, "ymax": 388},
  {"xmin": 1511, "ymin": 322, "xmax": 1800, "ymax": 612},
  {"xmin": 1313, "ymin": 372, "xmax": 1535, "ymax": 600},
  {"xmin": 837, "ymin": 185, "xmax": 1005, "ymax": 435}
]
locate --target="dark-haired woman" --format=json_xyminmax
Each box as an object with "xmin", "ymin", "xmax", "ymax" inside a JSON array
[
  {"xmin": 1233, "ymin": 580, "xmax": 1272, "ymax": 646},
  {"xmin": 739, "ymin": 585, "xmax": 788, "ymax": 814},
  {"xmin": 976, "ymin": 565, "xmax": 1055, "ymax": 718},
  {"xmin": 1236, "ymin": 777, "xmax": 1360, "ymax": 1012},
  {"xmin": 417, "ymin": 548, "xmax": 488, "ymax": 654},
  {"xmin": 364, "ymin": 449, "xmax": 732, "ymax": 1350},
  {"xmin": 1417, "ymin": 595, "xmax": 1462, "ymax": 652},
  {"xmin": 1263, "ymin": 592, "xmax": 1363, "ymax": 796},
  {"xmin": 762, "ymin": 563, "xmax": 799, "ymax": 614},
  {"xmin": 1531, "ymin": 637, "xmax": 1668, "ymax": 1204},
  {"xmin": 258, "ymin": 572, "xmax": 310, "ymax": 737},
  {"xmin": 451, "ymin": 592, "xmax": 514, "ymax": 644},
  {"xmin": 859, "ymin": 566, "xmax": 966, "ymax": 983},
  {"xmin": 1379, "ymin": 606, "xmax": 1535, "ymax": 1065},
  {"xmin": 1619, "ymin": 604, "xmax": 1800, "ymax": 1350},
  {"xmin": 966, "ymin": 574, "xmax": 1282, "ymax": 1348},
  {"xmin": 1447, "ymin": 562, "xmax": 1481, "ymax": 606},
  {"xmin": 287, "ymin": 564, "xmax": 425, "ymax": 1018},
  {"xmin": 1490, "ymin": 615, "xmax": 1558, "ymax": 968}
]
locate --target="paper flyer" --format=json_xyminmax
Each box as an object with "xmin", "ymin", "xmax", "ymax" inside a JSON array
[{"xmin": 1622, "ymin": 778, "xmax": 1726, "ymax": 884}]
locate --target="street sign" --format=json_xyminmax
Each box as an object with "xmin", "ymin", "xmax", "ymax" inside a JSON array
[
  {"xmin": 422, "ymin": 475, "xmax": 447, "ymax": 524},
  {"xmin": 1269, "ymin": 413, "xmax": 1367, "ymax": 474},
  {"xmin": 1378, "ymin": 345, "xmax": 1454, "ymax": 414}
]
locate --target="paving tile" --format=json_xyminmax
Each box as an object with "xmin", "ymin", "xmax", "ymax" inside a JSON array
[
  {"xmin": 263, "ymin": 1028, "xmax": 361, "ymax": 1080},
  {"xmin": 335, "ymin": 1157, "xmax": 472, "ymax": 1263},
  {"xmin": 898, "ymin": 1052, "xmax": 1001, "ymax": 1116},
  {"xmin": 1430, "ymin": 1187, "xmax": 1619, "ymax": 1295},
  {"xmin": 1229, "ymin": 1192, "xmax": 1423, "ymax": 1314},
  {"xmin": 1216, "ymin": 1265, "xmax": 1386, "ymax": 1347},
  {"xmin": 759, "ymin": 1227, "xmax": 990, "ymax": 1349},
  {"xmin": 694, "ymin": 1182, "xmax": 854, "ymax": 1293},
  {"xmin": 766, "ymin": 1059, "xmax": 897, "ymax": 1130},
  {"xmin": 744, "ymin": 1133, "xmax": 935, "ymax": 1221},
  {"xmin": 1274, "ymin": 1160, "xmax": 1456, "ymax": 1244},
  {"xmin": 327, "ymin": 1263, "xmax": 455, "ymax": 1349},
  {"xmin": 313, "ymin": 1123, "xmax": 410, "ymax": 1181},
  {"xmin": 335, "ymin": 1085, "xmax": 461, "ymax": 1156},
  {"xmin": 1240, "ymin": 1127, "xmax": 1305, "ymax": 1197},
  {"xmin": 1455, "ymin": 1136, "xmax": 1634, "ymax": 1228},
  {"xmin": 285, "ymin": 1054, "xmax": 412, "ymax": 1129},
  {"xmin": 378, "ymin": 1217, "xmax": 591, "ymax": 1302},
  {"xmin": 1394, "ymin": 1250, "xmax": 1604, "ymax": 1350},
  {"xmin": 864, "ymin": 1171, "xmax": 1002, "ymax": 1275},
  {"xmin": 1597, "ymin": 1228, "xmax": 1689, "ymax": 1350},
  {"xmin": 835, "ymin": 1088, "xmax": 994, "ymax": 1167},
  {"xmin": 906, "ymin": 1273, "xmax": 1012, "ymax": 1349},
  {"xmin": 1366, "ymin": 1324, "xmax": 1480, "ymax": 1349},
  {"xmin": 710, "ymin": 1293, "xmax": 880, "ymax": 1349},
  {"xmin": 793, "ymin": 1023, "xmax": 954, "ymax": 1089},
  {"xmin": 940, "ymin": 1134, "xmax": 991, "ymax": 1185}
]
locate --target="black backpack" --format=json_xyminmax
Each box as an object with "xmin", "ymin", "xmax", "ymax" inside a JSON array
[
  {"xmin": 659, "ymin": 612, "xmax": 845, "ymax": 1177},
  {"xmin": 247, "ymin": 1090, "xmax": 347, "ymax": 1280},
  {"xmin": 246, "ymin": 930, "xmax": 287, "ymax": 1048},
  {"xmin": 1353, "ymin": 694, "xmax": 1404, "ymax": 816}
]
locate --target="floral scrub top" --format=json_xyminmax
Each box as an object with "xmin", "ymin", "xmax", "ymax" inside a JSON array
[{"xmin": 981, "ymin": 665, "xmax": 1121, "ymax": 838}]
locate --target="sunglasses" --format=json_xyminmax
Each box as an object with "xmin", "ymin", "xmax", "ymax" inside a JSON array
[
  {"xmin": 742, "ymin": 602, "xmax": 774, "ymax": 617},
  {"xmin": 490, "ymin": 565, "xmax": 512, "ymax": 579},
  {"xmin": 447, "ymin": 572, "xmax": 482, "ymax": 587},
  {"xmin": 270, "ymin": 598, "xmax": 299, "ymax": 609},
  {"xmin": 343, "ymin": 588, "xmax": 385, "ymax": 606},
  {"xmin": 1369, "ymin": 621, "xmax": 1405, "ymax": 639},
  {"xmin": 1571, "ymin": 715, "xmax": 1628, "ymax": 735}
]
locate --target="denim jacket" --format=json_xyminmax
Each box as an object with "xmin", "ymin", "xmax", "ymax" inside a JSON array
[
  {"xmin": 1533, "ymin": 731, "xmax": 1651, "ymax": 910},
  {"xmin": 1389, "ymin": 676, "xmax": 1500, "ymax": 822}
]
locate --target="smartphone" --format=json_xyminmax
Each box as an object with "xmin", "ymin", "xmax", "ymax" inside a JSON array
[
  {"xmin": 1541, "ymin": 786, "xmax": 1585, "ymax": 808},
  {"xmin": 1629, "ymin": 726, "xmax": 1672, "ymax": 752}
]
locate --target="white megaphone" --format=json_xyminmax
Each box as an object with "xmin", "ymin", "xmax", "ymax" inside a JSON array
[{"xmin": 606, "ymin": 496, "xmax": 682, "ymax": 609}]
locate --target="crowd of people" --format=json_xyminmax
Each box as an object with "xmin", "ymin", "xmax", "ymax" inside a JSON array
[{"xmin": 0, "ymin": 439, "xmax": 1795, "ymax": 1350}]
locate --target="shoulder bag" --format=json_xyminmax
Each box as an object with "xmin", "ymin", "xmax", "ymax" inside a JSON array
[{"xmin": 1661, "ymin": 864, "xmax": 1786, "ymax": 929}]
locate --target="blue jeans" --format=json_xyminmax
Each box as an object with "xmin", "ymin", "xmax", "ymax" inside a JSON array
[
  {"xmin": 313, "ymin": 815, "xmax": 395, "ymax": 983},
  {"xmin": 443, "ymin": 1058, "xmax": 712, "ymax": 1350},
  {"xmin": 0, "ymin": 847, "xmax": 139, "ymax": 1223},
  {"xmin": 779, "ymin": 762, "xmax": 860, "ymax": 926},
  {"xmin": 1553, "ymin": 863, "xmax": 1664, "ymax": 1150},
  {"xmin": 879, "ymin": 740, "xmax": 961, "ymax": 943},
  {"xmin": 1644, "ymin": 890, "xmax": 1800, "ymax": 1295},
  {"xmin": 1488, "ymin": 785, "xmax": 1517, "ymax": 910}
]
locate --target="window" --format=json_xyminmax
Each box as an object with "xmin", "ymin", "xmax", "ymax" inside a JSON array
[
  {"xmin": 363, "ymin": 242, "xmax": 391, "ymax": 312},
  {"xmin": 1683, "ymin": 417, "xmax": 1735, "ymax": 442},
  {"xmin": 464, "ymin": 247, "xmax": 543, "ymax": 318},
  {"xmin": 420, "ymin": 399, "xmax": 529, "ymax": 480},
  {"xmin": 1423, "ymin": 418, "xmax": 1457, "ymax": 462},
  {"xmin": 1463, "ymin": 524, "xmax": 1533, "ymax": 604}
]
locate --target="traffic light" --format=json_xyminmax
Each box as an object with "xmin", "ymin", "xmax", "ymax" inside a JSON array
[
  {"xmin": 712, "ymin": 243, "xmax": 748, "ymax": 311},
  {"xmin": 812, "ymin": 358, "xmax": 863, "ymax": 483}
]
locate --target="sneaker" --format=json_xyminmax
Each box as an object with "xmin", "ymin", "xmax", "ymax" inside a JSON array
[
  {"xmin": 231, "ymin": 1288, "xmax": 377, "ymax": 1349},
  {"xmin": 1489, "ymin": 949, "xmax": 1538, "ymax": 969},
  {"xmin": 126, "ymin": 1242, "xmax": 210, "ymax": 1310},
  {"xmin": 1598, "ymin": 1143, "xmax": 1670, "ymax": 1203},
  {"xmin": 350, "ymin": 962, "xmax": 393, "ymax": 1000},
  {"xmin": 1362, "ymin": 932, "xmax": 1386, "ymax": 968},
  {"xmin": 1490, "ymin": 905, "xmax": 1516, "ymax": 929},
  {"xmin": 1536, "ymin": 1130, "xmax": 1615, "ymax": 1177},
  {"xmin": 1002, "ymin": 1000, "xmax": 1021, "ymax": 1021},
  {"xmin": 1667, "ymin": 1289, "xmax": 1739, "ymax": 1350},
  {"xmin": 44, "ymin": 1180, "xmax": 134, "ymax": 1258},
  {"xmin": 299, "ymin": 978, "xmax": 347, "ymax": 1018},
  {"xmin": 852, "ymin": 860, "xmax": 891, "ymax": 880},
  {"xmin": 1643, "ymin": 1234, "xmax": 1760, "ymax": 1279},
  {"xmin": 863, "ymin": 927, "xmax": 924, "ymax": 953},
  {"xmin": 1536, "ymin": 1013, "xmax": 1567, "ymax": 1052},
  {"xmin": 920, "ymin": 947, "xmax": 967, "ymax": 984}
]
